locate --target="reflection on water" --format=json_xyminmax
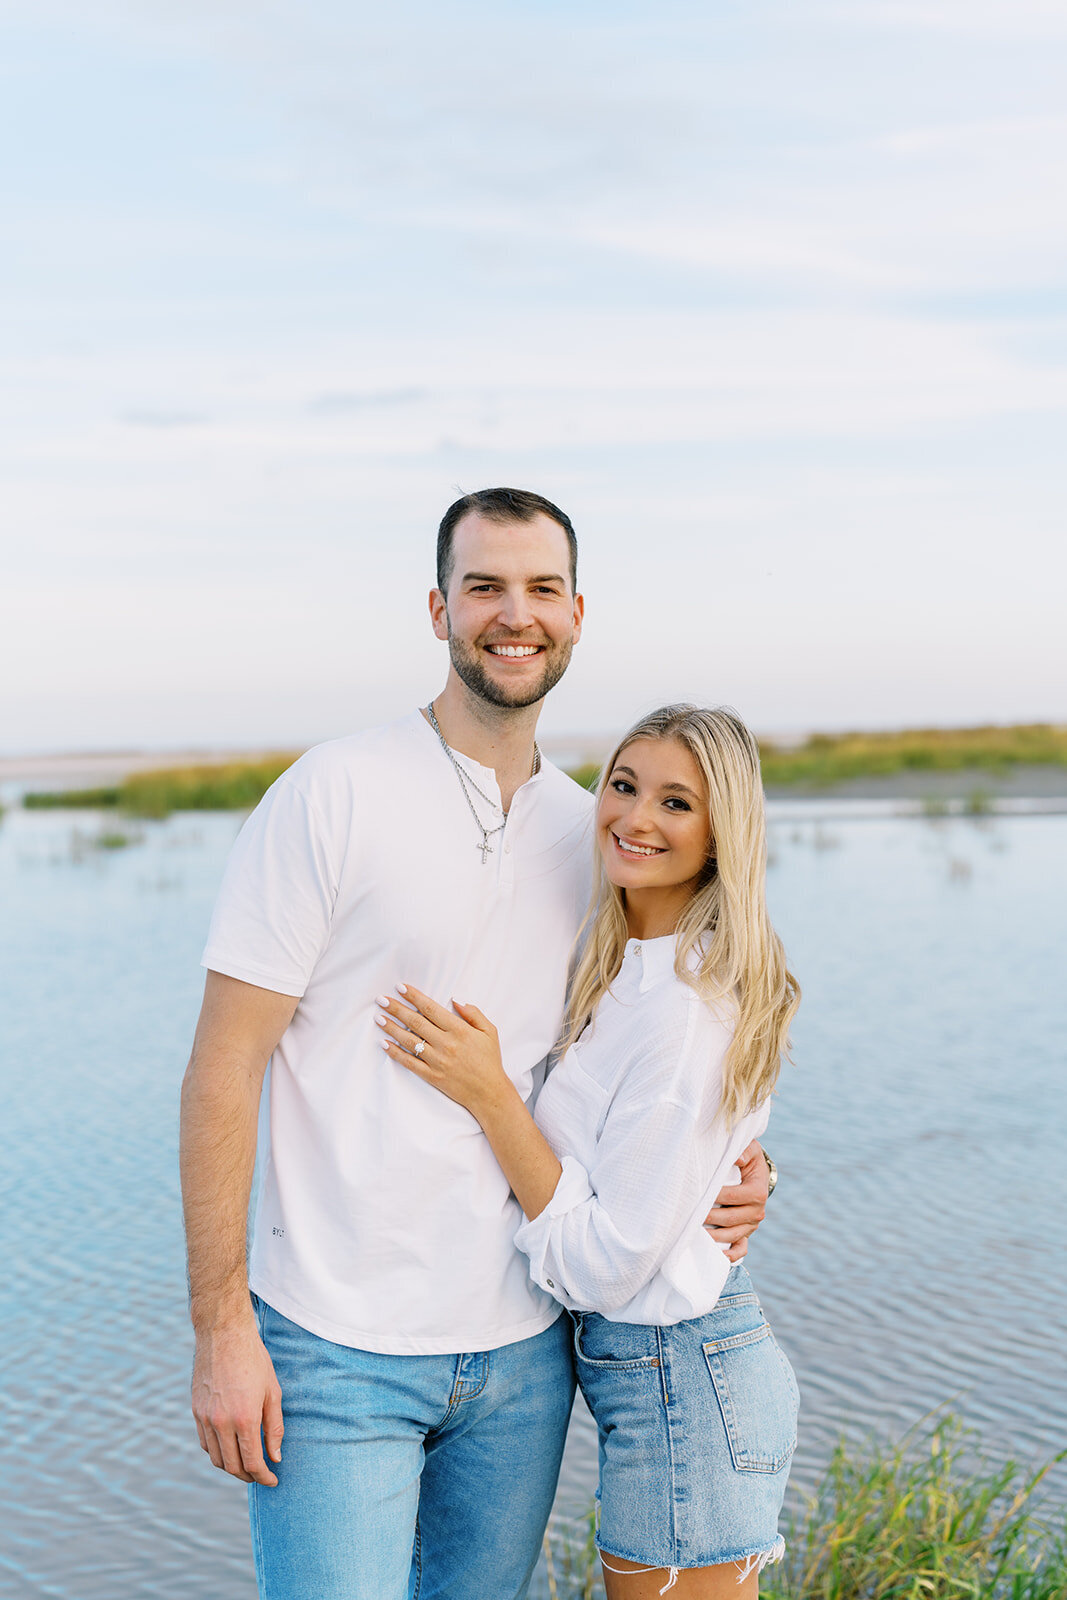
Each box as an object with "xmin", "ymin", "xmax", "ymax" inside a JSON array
[{"xmin": 1, "ymin": 806, "xmax": 1065, "ymax": 1598}]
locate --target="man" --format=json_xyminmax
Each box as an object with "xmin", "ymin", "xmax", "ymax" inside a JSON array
[{"xmin": 180, "ymin": 487, "xmax": 770, "ymax": 1600}]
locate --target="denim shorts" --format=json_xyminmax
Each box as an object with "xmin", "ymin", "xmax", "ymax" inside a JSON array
[{"xmin": 572, "ymin": 1265, "xmax": 798, "ymax": 1574}]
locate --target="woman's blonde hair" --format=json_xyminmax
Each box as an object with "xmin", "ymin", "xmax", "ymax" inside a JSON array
[{"xmin": 563, "ymin": 704, "xmax": 799, "ymax": 1126}]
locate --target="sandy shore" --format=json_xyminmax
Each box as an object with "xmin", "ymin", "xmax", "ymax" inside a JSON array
[{"xmin": 0, "ymin": 749, "xmax": 286, "ymax": 789}]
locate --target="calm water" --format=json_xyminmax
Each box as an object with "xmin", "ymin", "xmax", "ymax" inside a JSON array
[{"xmin": 1, "ymin": 803, "xmax": 1065, "ymax": 1598}]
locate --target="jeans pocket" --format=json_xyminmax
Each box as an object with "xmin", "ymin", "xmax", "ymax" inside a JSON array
[
  {"xmin": 703, "ymin": 1324, "xmax": 799, "ymax": 1473},
  {"xmin": 573, "ymin": 1313, "xmax": 661, "ymax": 1370},
  {"xmin": 250, "ymin": 1291, "xmax": 268, "ymax": 1338}
]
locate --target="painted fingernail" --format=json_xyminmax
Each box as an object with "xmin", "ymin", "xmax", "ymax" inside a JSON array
[
  {"xmin": 380, "ymin": 1039, "xmax": 391, "ymax": 1050},
  {"xmin": 376, "ymin": 994, "xmax": 391, "ymax": 1007},
  {"xmin": 396, "ymin": 984, "xmax": 408, "ymax": 994},
  {"xmin": 374, "ymin": 1015, "xmax": 387, "ymax": 1027}
]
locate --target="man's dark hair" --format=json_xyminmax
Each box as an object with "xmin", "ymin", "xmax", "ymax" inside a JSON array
[{"xmin": 436, "ymin": 488, "xmax": 578, "ymax": 595}]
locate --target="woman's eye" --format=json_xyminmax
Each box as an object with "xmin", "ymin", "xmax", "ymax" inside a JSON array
[
  {"xmin": 665, "ymin": 797, "xmax": 691, "ymax": 811},
  {"xmin": 610, "ymin": 779, "xmax": 635, "ymax": 795}
]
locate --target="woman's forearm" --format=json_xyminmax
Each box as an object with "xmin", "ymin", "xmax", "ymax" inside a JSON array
[{"xmin": 473, "ymin": 1078, "xmax": 563, "ymax": 1221}]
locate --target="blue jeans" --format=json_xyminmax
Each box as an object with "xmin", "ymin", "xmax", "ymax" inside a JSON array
[{"xmin": 249, "ymin": 1296, "xmax": 575, "ymax": 1600}]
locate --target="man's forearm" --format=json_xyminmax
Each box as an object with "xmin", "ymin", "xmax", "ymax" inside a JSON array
[
  {"xmin": 180, "ymin": 1050, "xmax": 263, "ymax": 1332},
  {"xmin": 180, "ymin": 973, "xmax": 296, "ymax": 1485}
]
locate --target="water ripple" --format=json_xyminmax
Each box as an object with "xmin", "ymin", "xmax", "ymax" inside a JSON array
[{"xmin": 1, "ymin": 811, "xmax": 1065, "ymax": 1599}]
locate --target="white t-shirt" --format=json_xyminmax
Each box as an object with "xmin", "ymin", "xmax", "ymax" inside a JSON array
[
  {"xmin": 201, "ymin": 710, "xmax": 593, "ymax": 1354},
  {"xmin": 515, "ymin": 934, "xmax": 770, "ymax": 1326}
]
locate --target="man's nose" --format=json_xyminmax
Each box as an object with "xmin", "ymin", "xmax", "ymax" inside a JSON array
[{"xmin": 496, "ymin": 588, "xmax": 536, "ymax": 630}]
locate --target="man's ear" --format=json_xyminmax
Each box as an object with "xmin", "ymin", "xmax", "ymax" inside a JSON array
[
  {"xmin": 571, "ymin": 591, "xmax": 585, "ymax": 644},
  {"xmin": 429, "ymin": 588, "xmax": 449, "ymax": 641}
]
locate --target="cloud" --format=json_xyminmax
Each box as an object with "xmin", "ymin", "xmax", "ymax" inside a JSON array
[
  {"xmin": 824, "ymin": 0, "xmax": 1067, "ymax": 36},
  {"xmin": 306, "ymin": 388, "xmax": 425, "ymax": 415},
  {"xmin": 119, "ymin": 409, "xmax": 211, "ymax": 427},
  {"xmin": 3, "ymin": 0, "xmax": 1066, "ymax": 747}
]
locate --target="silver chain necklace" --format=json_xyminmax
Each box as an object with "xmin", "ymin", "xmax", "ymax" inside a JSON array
[{"xmin": 425, "ymin": 701, "xmax": 541, "ymax": 865}]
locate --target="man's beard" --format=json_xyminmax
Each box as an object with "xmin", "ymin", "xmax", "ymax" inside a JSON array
[{"xmin": 447, "ymin": 623, "xmax": 573, "ymax": 710}]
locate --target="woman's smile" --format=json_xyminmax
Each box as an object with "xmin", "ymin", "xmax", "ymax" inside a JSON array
[{"xmin": 610, "ymin": 833, "xmax": 667, "ymax": 857}]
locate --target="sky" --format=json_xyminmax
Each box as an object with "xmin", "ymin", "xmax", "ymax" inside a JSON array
[{"xmin": 1, "ymin": 0, "xmax": 1065, "ymax": 754}]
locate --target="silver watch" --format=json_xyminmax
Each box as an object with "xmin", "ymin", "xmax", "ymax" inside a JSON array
[{"xmin": 764, "ymin": 1152, "xmax": 778, "ymax": 1197}]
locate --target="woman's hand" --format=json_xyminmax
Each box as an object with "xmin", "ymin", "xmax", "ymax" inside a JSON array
[
  {"xmin": 376, "ymin": 984, "xmax": 509, "ymax": 1116},
  {"xmin": 377, "ymin": 983, "xmax": 563, "ymax": 1221}
]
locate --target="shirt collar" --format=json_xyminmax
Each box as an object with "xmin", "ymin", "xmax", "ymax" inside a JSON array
[
  {"xmin": 413, "ymin": 706, "xmax": 547, "ymax": 797},
  {"xmin": 624, "ymin": 934, "xmax": 678, "ymax": 992}
]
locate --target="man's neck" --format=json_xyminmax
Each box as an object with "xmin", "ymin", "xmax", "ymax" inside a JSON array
[{"xmin": 425, "ymin": 679, "xmax": 542, "ymax": 812}]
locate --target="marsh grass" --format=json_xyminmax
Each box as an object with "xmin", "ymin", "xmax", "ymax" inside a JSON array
[
  {"xmin": 544, "ymin": 1509, "xmax": 603, "ymax": 1600},
  {"xmin": 16, "ymin": 724, "xmax": 1067, "ymax": 816},
  {"xmin": 766, "ymin": 1416, "xmax": 1067, "ymax": 1600},
  {"xmin": 547, "ymin": 1417, "xmax": 1066, "ymax": 1600},
  {"xmin": 550, "ymin": 726, "xmax": 1067, "ymax": 803},
  {"xmin": 965, "ymin": 788, "xmax": 995, "ymax": 817},
  {"xmin": 568, "ymin": 763, "xmax": 603, "ymax": 794},
  {"xmin": 23, "ymin": 757, "xmax": 299, "ymax": 818},
  {"xmin": 118, "ymin": 757, "xmax": 299, "ymax": 817},
  {"xmin": 67, "ymin": 824, "xmax": 146, "ymax": 860},
  {"xmin": 758, "ymin": 724, "xmax": 1067, "ymax": 788}
]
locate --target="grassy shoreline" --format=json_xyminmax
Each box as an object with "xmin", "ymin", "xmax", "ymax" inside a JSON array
[
  {"xmin": 546, "ymin": 1414, "xmax": 1067, "ymax": 1600},
  {"xmin": 16, "ymin": 723, "xmax": 1067, "ymax": 818}
]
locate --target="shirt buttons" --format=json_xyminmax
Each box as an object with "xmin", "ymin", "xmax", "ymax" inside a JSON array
[
  {"xmin": 546, "ymin": 1278, "xmax": 555, "ymax": 1288},
  {"xmin": 633, "ymin": 943, "xmax": 641, "ymax": 956},
  {"xmin": 504, "ymin": 841, "xmax": 512, "ymax": 853}
]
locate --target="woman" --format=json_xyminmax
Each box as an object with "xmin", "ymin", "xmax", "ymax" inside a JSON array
[{"xmin": 376, "ymin": 705, "xmax": 800, "ymax": 1598}]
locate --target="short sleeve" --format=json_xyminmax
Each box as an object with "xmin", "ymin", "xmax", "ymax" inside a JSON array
[{"xmin": 201, "ymin": 775, "xmax": 339, "ymax": 997}]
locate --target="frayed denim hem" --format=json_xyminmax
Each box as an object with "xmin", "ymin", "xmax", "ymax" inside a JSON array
[
  {"xmin": 600, "ymin": 1534, "xmax": 785, "ymax": 1592},
  {"xmin": 733, "ymin": 1533, "xmax": 786, "ymax": 1582},
  {"xmin": 600, "ymin": 1554, "xmax": 680, "ymax": 1594}
]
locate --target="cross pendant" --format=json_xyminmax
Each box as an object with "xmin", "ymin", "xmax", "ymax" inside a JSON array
[{"xmin": 478, "ymin": 836, "xmax": 493, "ymax": 864}]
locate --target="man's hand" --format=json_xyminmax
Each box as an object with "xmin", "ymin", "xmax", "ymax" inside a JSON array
[
  {"xmin": 191, "ymin": 1310, "xmax": 284, "ymax": 1486},
  {"xmin": 703, "ymin": 1140, "xmax": 770, "ymax": 1263}
]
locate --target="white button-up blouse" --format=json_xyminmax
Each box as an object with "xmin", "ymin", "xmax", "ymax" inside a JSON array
[{"xmin": 515, "ymin": 934, "xmax": 770, "ymax": 1326}]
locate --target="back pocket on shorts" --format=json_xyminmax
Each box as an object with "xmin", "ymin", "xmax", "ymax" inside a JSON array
[{"xmin": 702, "ymin": 1324, "xmax": 799, "ymax": 1473}]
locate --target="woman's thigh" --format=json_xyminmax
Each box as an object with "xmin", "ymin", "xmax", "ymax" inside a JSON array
[{"xmin": 601, "ymin": 1551, "xmax": 758, "ymax": 1600}]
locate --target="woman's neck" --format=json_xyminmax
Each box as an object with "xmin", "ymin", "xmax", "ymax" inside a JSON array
[{"xmin": 623, "ymin": 887, "xmax": 688, "ymax": 942}]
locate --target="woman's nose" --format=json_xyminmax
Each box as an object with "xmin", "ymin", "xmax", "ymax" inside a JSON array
[{"xmin": 625, "ymin": 797, "xmax": 656, "ymax": 831}]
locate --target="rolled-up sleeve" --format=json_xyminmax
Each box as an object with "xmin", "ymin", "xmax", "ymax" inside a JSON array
[{"xmin": 515, "ymin": 1094, "xmax": 717, "ymax": 1314}]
